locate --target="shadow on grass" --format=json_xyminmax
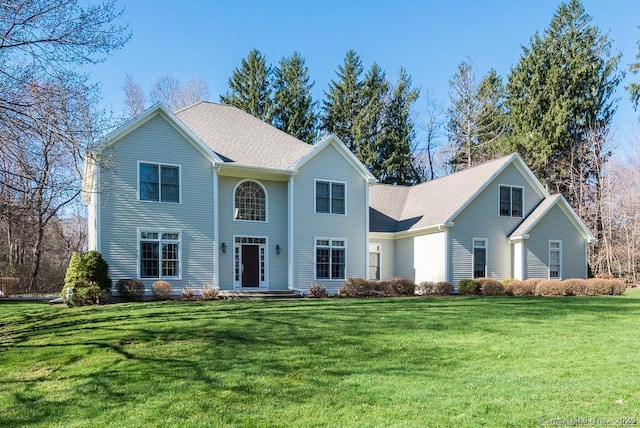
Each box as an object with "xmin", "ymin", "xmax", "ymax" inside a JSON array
[{"xmin": 1, "ymin": 295, "xmax": 638, "ymax": 426}]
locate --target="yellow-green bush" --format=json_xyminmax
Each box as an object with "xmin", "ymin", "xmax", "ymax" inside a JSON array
[{"xmin": 152, "ymin": 280, "xmax": 172, "ymax": 299}]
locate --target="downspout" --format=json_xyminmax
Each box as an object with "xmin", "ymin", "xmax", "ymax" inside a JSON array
[
  {"xmin": 288, "ymin": 174, "xmax": 295, "ymax": 290},
  {"xmin": 365, "ymin": 182, "xmax": 371, "ymax": 279},
  {"xmin": 213, "ymin": 164, "xmax": 220, "ymax": 287}
]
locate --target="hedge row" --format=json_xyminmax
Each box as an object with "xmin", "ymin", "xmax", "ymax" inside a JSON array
[
  {"xmin": 505, "ymin": 278, "xmax": 626, "ymax": 297},
  {"xmin": 339, "ymin": 278, "xmax": 416, "ymax": 297},
  {"xmin": 456, "ymin": 277, "xmax": 626, "ymax": 297}
]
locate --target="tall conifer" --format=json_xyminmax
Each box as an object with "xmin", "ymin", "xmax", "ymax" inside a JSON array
[{"xmin": 271, "ymin": 52, "xmax": 317, "ymax": 143}]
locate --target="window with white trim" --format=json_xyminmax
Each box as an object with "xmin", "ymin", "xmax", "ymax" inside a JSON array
[
  {"xmin": 499, "ymin": 185, "xmax": 523, "ymax": 217},
  {"xmin": 473, "ymin": 238, "xmax": 487, "ymax": 279},
  {"xmin": 234, "ymin": 181, "xmax": 266, "ymax": 221},
  {"xmin": 315, "ymin": 181, "xmax": 345, "ymax": 214},
  {"xmin": 139, "ymin": 163, "xmax": 180, "ymax": 203},
  {"xmin": 369, "ymin": 243, "xmax": 381, "ymax": 280},
  {"xmin": 549, "ymin": 240, "xmax": 562, "ymax": 279},
  {"xmin": 139, "ymin": 230, "xmax": 181, "ymax": 279},
  {"xmin": 315, "ymin": 239, "xmax": 346, "ymax": 280}
]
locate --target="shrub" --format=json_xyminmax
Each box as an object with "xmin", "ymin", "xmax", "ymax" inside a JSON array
[
  {"xmin": 342, "ymin": 278, "xmax": 393, "ymax": 297},
  {"xmin": 390, "ymin": 278, "xmax": 417, "ymax": 296},
  {"xmin": 478, "ymin": 278, "xmax": 505, "ymax": 296},
  {"xmin": 117, "ymin": 279, "xmax": 145, "ymax": 300},
  {"xmin": 201, "ymin": 284, "xmax": 220, "ymax": 300},
  {"xmin": 562, "ymin": 279, "xmax": 587, "ymax": 296},
  {"xmin": 504, "ymin": 280, "xmax": 535, "ymax": 296},
  {"xmin": 534, "ymin": 280, "xmax": 566, "ymax": 296},
  {"xmin": 611, "ymin": 279, "xmax": 626, "ymax": 295},
  {"xmin": 308, "ymin": 283, "xmax": 328, "ymax": 298},
  {"xmin": 585, "ymin": 278, "xmax": 626, "ymax": 296},
  {"xmin": 458, "ymin": 279, "xmax": 480, "ymax": 295},
  {"xmin": 435, "ymin": 281, "xmax": 454, "ymax": 295},
  {"xmin": 72, "ymin": 281, "xmax": 108, "ymax": 305},
  {"xmin": 62, "ymin": 251, "xmax": 111, "ymax": 306},
  {"xmin": 417, "ymin": 281, "xmax": 453, "ymax": 295},
  {"xmin": 181, "ymin": 287, "xmax": 195, "ymax": 300},
  {"xmin": 152, "ymin": 281, "xmax": 172, "ymax": 299}
]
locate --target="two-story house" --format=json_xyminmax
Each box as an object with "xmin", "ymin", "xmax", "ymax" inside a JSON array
[{"xmin": 83, "ymin": 102, "xmax": 595, "ymax": 295}]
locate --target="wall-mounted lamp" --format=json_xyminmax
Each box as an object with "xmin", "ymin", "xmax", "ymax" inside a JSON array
[
  {"xmin": 276, "ymin": 244, "xmax": 281, "ymax": 255},
  {"xmin": 221, "ymin": 242, "xmax": 227, "ymax": 253}
]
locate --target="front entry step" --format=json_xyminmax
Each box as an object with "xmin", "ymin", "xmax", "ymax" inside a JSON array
[{"xmin": 219, "ymin": 290, "xmax": 302, "ymax": 300}]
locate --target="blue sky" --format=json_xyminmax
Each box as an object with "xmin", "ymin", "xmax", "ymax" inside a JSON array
[{"xmin": 90, "ymin": 0, "xmax": 640, "ymax": 149}]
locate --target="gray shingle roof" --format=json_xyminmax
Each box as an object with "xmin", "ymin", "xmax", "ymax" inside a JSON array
[
  {"xmin": 370, "ymin": 154, "xmax": 516, "ymax": 233},
  {"xmin": 175, "ymin": 102, "xmax": 313, "ymax": 169},
  {"xmin": 509, "ymin": 194, "xmax": 561, "ymax": 238}
]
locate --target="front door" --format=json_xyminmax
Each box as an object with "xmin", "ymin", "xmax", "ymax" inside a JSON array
[{"xmin": 241, "ymin": 244, "xmax": 260, "ymax": 287}]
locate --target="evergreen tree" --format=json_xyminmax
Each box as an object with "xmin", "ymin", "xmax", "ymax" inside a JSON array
[
  {"xmin": 271, "ymin": 52, "xmax": 318, "ymax": 143},
  {"xmin": 378, "ymin": 68, "xmax": 421, "ymax": 185},
  {"xmin": 505, "ymin": 0, "xmax": 621, "ymax": 193},
  {"xmin": 447, "ymin": 60, "xmax": 505, "ymax": 171},
  {"xmin": 321, "ymin": 50, "xmax": 364, "ymax": 152},
  {"xmin": 220, "ymin": 49, "xmax": 273, "ymax": 121},
  {"xmin": 627, "ymin": 28, "xmax": 640, "ymax": 111},
  {"xmin": 355, "ymin": 63, "xmax": 389, "ymax": 174}
]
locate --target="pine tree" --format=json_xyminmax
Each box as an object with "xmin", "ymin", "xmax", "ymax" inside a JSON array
[
  {"xmin": 220, "ymin": 49, "xmax": 273, "ymax": 121},
  {"xmin": 505, "ymin": 0, "xmax": 621, "ymax": 193},
  {"xmin": 627, "ymin": 28, "xmax": 640, "ymax": 111},
  {"xmin": 271, "ymin": 52, "xmax": 318, "ymax": 143},
  {"xmin": 378, "ymin": 68, "xmax": 421, "ymax": 185},
  {"xmin": 321, "ymin": 50, "xmax": 364, "ymax": 152},
  {"xmin": 355, "ymin": 63, "xmax": 389, "ymax": 173}
]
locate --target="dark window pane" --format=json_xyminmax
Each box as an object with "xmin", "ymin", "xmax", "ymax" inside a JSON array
[
  {"xmin": 331, "ymin": 183, "xmax": 345, "ymax": 214},
  {"xmin": 316, "ymin": 248, "xmax": 330, "ymax": 279},
  {"xmin": 140, "ymin": 163, "xmax": 159, "ymax": 201},
  {"xmin": 316, "ymin": 182, "xmax": 330, "ymax": 213},
  {"xmin": 499, "ymin": 186, "xmax": 510, "ymax": 216},
  {"xmin": 332, "ymin": 248, "xmax": 345, "ymax": 279},
  {"xmin": 160, "ymin": 166, "xmax": 179, "ymax": 203},
  {"xmin": 141, "ymin": 241, "xmax": 159, "ymax": 278},
  {"xmin": 473, "ymin": 248, "xmax": 486, "ymax": 278},
  {"xmin": 511, "ymin": 188, "xmax": 522, "ymax": 217}
]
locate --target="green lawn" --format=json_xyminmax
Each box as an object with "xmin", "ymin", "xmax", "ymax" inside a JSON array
[{"xmin": 2, "ymin": 292, "xmax": 640, "ymax": 427}]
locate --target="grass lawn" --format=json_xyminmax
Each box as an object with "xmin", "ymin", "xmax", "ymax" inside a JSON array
[{"xmin": 2, "ymin": 292, "xmax": 640, "ymax": 427}]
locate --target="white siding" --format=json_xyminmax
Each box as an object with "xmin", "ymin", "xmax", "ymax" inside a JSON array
[
  {"xmin": 370, "ymin": 237, "xmax": 396, "ymax": 280},
  {"xmin": 99, "ymin": 114, "xmax": 215, "ymax": 293},
  {"xmin": 448, "ymin": 163, "xmax": 545, "ymax": 287},
  {"xmin": 394, "ymin": 237, "xmax": 415, "ymax": 280},
  {"xmin": 292, "ymin": 143, "xmax": 368, "ymax": 291},
  {"xmin": 414, "ymin": 232, "xmax": 446, "ymax": 283}
]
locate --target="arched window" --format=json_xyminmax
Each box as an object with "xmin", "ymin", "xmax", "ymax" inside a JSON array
[{"xmin": 234, "ymin": 181, "xmax": 266, "ymax": 221}]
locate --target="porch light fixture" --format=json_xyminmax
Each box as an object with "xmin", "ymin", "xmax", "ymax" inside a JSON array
[
  {"xmin": 221, "ymin": 242, "xmax": 227, "ymax": 253},
  {"xmin": 276, "ymin": 244, "xmax": 281, "ymax": 255}
]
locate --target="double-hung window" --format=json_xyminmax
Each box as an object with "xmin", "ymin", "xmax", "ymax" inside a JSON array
[
  {"xmin": 139, "ymin": 230, "xmax": 181, "ymax": 279},
  {"xmin": 140, "ymin": 162, "xmax": 180, "ymax": 203},
  {"xmin": 549, "ymin": 241, "xmax": 562, "ymax": 279},
  {"xmin": 315, "ymin": 180, "xmax": 345, "ymax": 214},
  {"xmin": 499, "ymin": 185, "xmax": 523, "ymax": 217},
  {"xmin": 315, "ymin": 239, "xmax": 346, "ymax": 280}
]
